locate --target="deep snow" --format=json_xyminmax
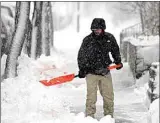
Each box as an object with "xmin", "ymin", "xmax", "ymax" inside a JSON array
[
  {"xmin": 1, "ymin": 54, "xmax": 114, "ymax": 123},
  {"xmin": 134, "ymin": 62, "xmax": 159, "ymax": 123},
  {"xmin": 1, "ymin": 53, "xmax": 148, "ymax": 123}
]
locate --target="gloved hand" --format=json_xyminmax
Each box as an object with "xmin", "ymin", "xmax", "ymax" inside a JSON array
[
  {"xmin": 95, "ymin": 68, "xmax": 109, "ymax": 76},
  {"xmin": 116, "ymin": 63, "xmax": 123, "ymax": 70},
  {"xmin": 78, "ymin": 70, "xmax": 87, "ymax": 78}
]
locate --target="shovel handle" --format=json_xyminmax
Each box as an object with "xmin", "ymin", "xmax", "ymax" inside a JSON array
[
  {"xmin": 74, "ymin": 64, "xmax": 122, "ymax": 78},
  {"xmin": 108, "ymin": 64, "xmax": 122, "ymax": 70},
  {"xmin": 74, "ymin": 75, "xmax": 79, "ymax": 78}
]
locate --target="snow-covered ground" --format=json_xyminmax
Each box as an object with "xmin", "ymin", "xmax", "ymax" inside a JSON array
[
  {"xmin": 1, "ymin": 2, "xmax": 158, "ymax": 123},
  {"xmin": 1, "ymin": 19, "xmax": 155, "ymax": 123},
  {"xmin": 1, "ymin": 52, "xmax": 148, "ymax": 123},
  {"xmin": 1, "ymin": 19, "xmax": 158, "ymax": 123}
]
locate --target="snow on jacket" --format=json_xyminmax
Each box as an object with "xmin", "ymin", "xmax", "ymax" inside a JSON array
[{"xmin": 77, "ymin": 18, "xmax": 121, "ymax": 74}]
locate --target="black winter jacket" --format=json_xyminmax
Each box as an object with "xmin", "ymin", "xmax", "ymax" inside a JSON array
[{"xmin": 77, "ymin": 31, "xmax": 121, "ymax": 75}]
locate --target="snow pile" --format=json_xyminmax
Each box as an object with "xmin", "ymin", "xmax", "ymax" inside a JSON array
[
  {"xmin": 147, "ymin": 98, "xmax": 159, "ymax": 123},
  {"xmin": 134, "ymin": 62, "xmax": 159, "ymax": 123},
  {"xmin": 122, "ymin": 35, "xmax": 159, "ymax": 46},
  {"xmin": 1, "ymin": 54, "xmax": 72, "ymax": 123},
  {"xmin": 1, "ymin": 54, "xmax": 115, "ymax": 123},
  {"xmin": 138, "ymin": 45, "xmax": 159, "ymax": 65},
  {"xmin": 122, "ymin": 35, "xmax": 159, "ymax": 66},
  {"xmin": 35, "ymin": 54, "xmax": 78, "ymax": 81},
  {"xmin": 135, "ymin": 71, "xmax": 149, "ymax": 87},
  {"xmin": 134, "ymin": 83, "xmax": 150, "ymax": 108},
  {"xmin": 135, "ymin": 63, "xmax": 159, "ymax": 104}
]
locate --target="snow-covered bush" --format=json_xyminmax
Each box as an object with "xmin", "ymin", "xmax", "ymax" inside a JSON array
[{"xmin": 148, "ymin": 63, "xmax": 159, "ymax": 103}]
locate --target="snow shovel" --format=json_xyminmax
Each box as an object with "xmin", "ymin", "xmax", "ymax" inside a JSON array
[{"xmin": 40, "ymin": 64, "xmax": 122, "ymax": 86}]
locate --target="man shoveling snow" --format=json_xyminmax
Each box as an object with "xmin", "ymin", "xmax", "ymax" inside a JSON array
[{"xmin": 77, "ymin": 18, "xmax": 123, "ymax": 118}]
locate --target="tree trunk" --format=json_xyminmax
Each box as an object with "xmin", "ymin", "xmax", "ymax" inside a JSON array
[
  {"xmin": 30, "ymin": 2, "xmax": 42, "ymax": 59},
  {"xmin": 139, "ymin": 8, "xmax": 144, "ymax": 33},
  {"xmin": 77, "ymin": 2, "xmax": 80, "ymax": 32},
  {"xmin": 5, "ymin": 2, "xmax": 30, "ymax": 78},
  {"xmin": 22, "ymin": 19, "xmax": 32, "ymax": 56},
  {"xmin": 14, "ymin": 2, "xmax": 21, "ymax": 30},
  {"xmin": 157, "ymin": 2, "xmax": 160, "ymax": 35},
  {"xmin": 0, "ymin": 2, "xmax": 1, "ymax": 58},
  {"xmin": 48, "ymin": 2, "xmax": 54, "ymax": 49},
  {"xmin": 41, "ymin": 2, "xmax": 50, "ymax": 56}
]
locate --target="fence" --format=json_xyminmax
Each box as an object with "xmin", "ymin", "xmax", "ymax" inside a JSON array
[
  {"xmin": 121, "ymin": 23, "xmax": 143, "ymax": 39},
  {"xmin": 120, "ymin": 17, "xmax": 159, "ymax": 40}
]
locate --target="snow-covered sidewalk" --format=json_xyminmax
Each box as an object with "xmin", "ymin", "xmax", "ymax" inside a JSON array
[{"xmin": 65, "ymin": 61, "xmax": 148, "ymax": 123}]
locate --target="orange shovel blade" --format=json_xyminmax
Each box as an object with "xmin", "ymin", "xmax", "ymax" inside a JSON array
[
  {"xmin": 40, "ymin": 64, "xmax": 122, "ymax": 86},
  {"xmin": 40, "ymin": 74, "xmax": 75, "ymax": 86}
]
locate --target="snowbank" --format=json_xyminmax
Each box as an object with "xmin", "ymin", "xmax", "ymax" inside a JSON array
[
  {"xmin": 123, "ymin": 35, "xmax": 159, "ymax": 64},
  {"xmin": 1, "ymin": 54, "xmax": 72, "ymax": 123},
  {"xmin": 121, "ymin": 35, "xmax": 159, "ymax": 75},
  {"xmin": 148, "ymin": 98, "xmax": 159, "ymax": 123},
  {"xmin": 134, "ymin": 62, "xmax": 159, "ymax": 123},
  {"xmin": 1, "ymin": 54, "xmax": 115, "ymax": 123},
  {"xmin": 138, "ymin": 45, "xmax": 159, "ymax": 64},
  {"xmin": 135, "ymin": 63, "xmax": 159, "ymax": 102},
  {"xmin": 122, "ymin": 35, "xmax": 159, "ymax": 46}
]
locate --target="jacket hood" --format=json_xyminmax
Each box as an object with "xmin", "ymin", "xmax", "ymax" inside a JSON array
[{"xmin": 91, "ymin": 18, "xmax": 106, "ymax": 30}]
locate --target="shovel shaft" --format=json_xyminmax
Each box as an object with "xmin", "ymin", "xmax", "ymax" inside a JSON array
[
  {"xmin": 74, "ymin": 75, "xmax": 79, "ymax": 78},
  {"xmin": 108, "ymin": 64, "xmax": 122, "ymax": 70}
]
